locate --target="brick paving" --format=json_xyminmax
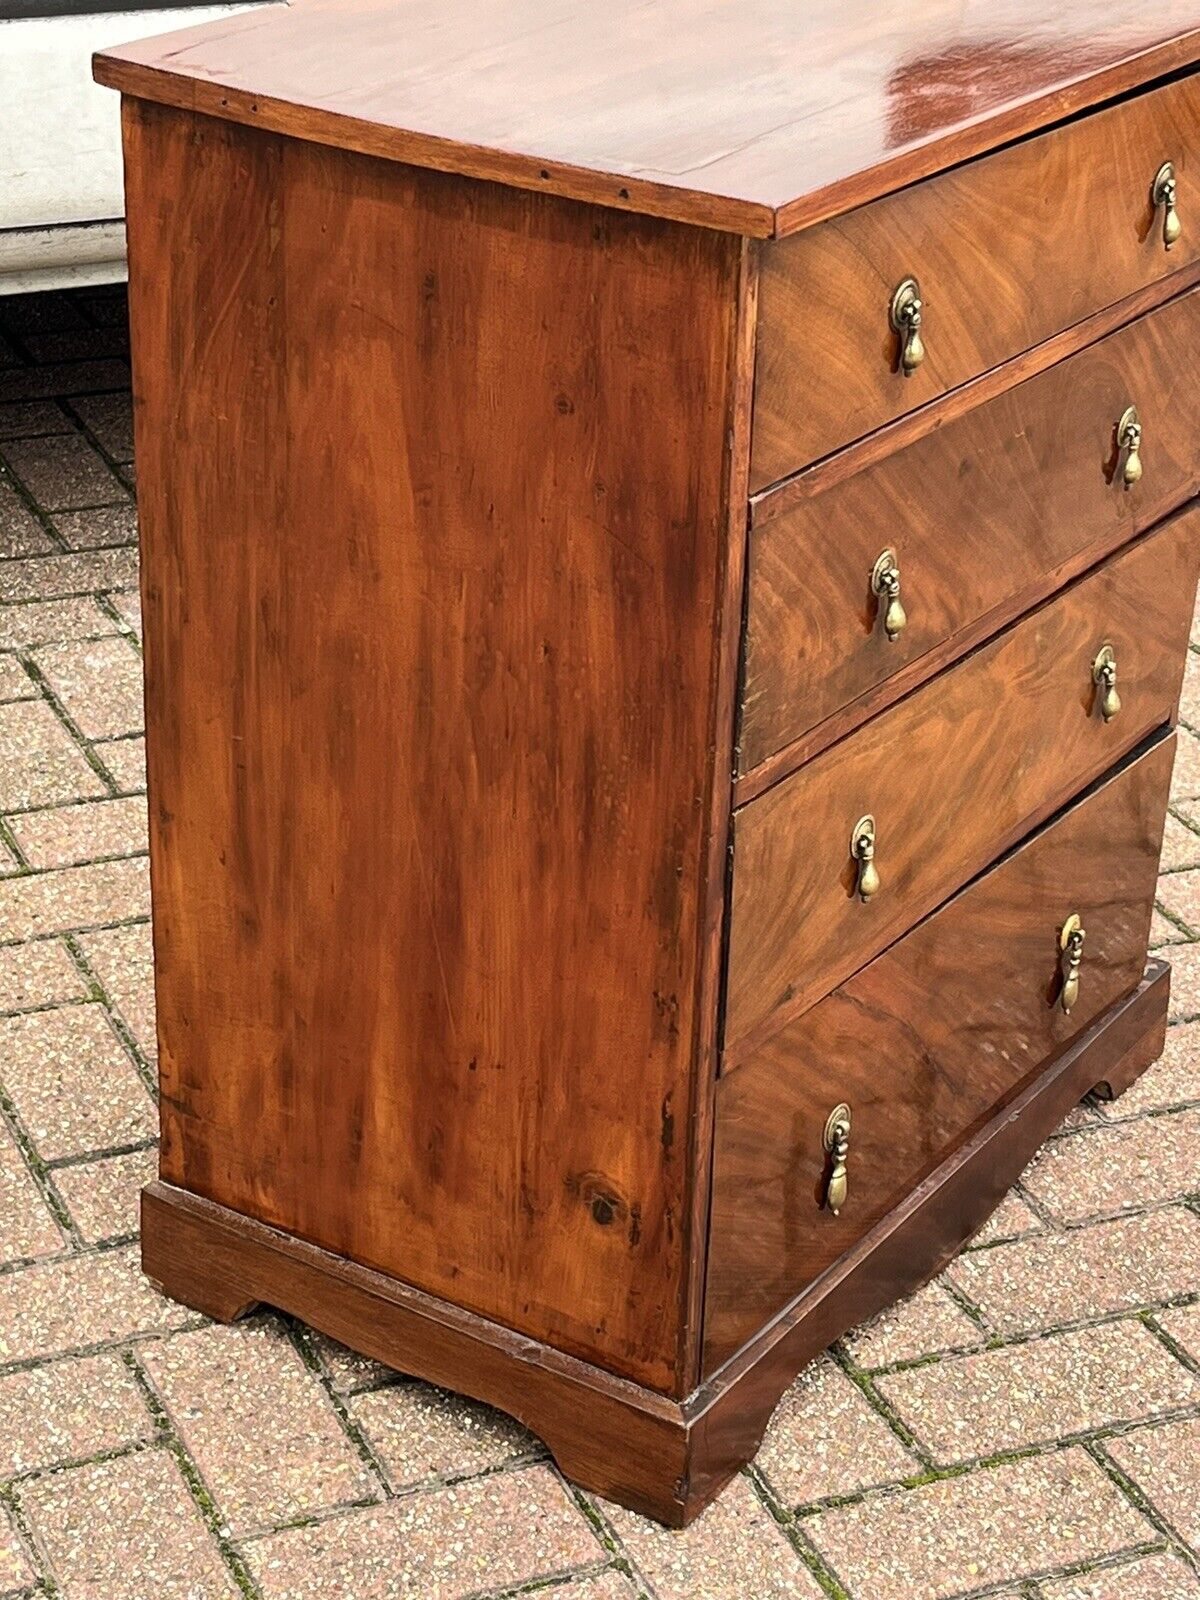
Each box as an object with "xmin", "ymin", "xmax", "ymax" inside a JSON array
[{"xmin": 1, "ymin": 283, "xmax": 1199, "ymax": 1598}]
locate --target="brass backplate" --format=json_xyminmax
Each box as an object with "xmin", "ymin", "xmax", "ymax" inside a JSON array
[{"xmin": 823, "ymin": 1102, "xmax": 852, "ymax": 1151}]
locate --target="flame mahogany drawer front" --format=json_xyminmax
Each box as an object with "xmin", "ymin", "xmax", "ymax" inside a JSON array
[
  {"xmin": 726, "ymin": 507, "xmax": 1198, "ymax": 1063},
  {"xmin": 98, "ymin": 2, "xmax": 1200, "ymax": 1531},
  {"xmin": 741, "ymin": 285, "xmax": 1200, "ymax": 776},
  {"xmin": 751, "ymin": 71, "xmax": 1200, "ymax": 490},
  {"xmin": 707, "ymin": 733, "xmax": 1176, "ymax": 1373}
]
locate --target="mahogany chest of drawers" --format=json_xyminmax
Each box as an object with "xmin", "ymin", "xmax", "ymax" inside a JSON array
[{"xmin": 96, "ymin": 0, "xmax": 1200, "ymax": 1525}]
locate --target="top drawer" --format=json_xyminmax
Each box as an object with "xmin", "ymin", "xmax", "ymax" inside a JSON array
[{"xmin": 751, "ymin": 73, "xmax": 1200, "ymax": 489}]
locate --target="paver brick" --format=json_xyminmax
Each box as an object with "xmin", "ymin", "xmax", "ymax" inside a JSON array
[
  {"xmin": 550, "ymin": 1576, "xmax": 640, "ymax": 1599},
  {"xmin": 1151, "ymin": 908, "xmax": 1189, "ymax": 947},
  {"xmin": 1025, "ymin": 1106, "xmax": 1200, "ymax": 1222},
  {"xmin": 0, "ymin": 1505, "xmax": 32, "ymax": 1596},
  {"xmin": 0, "ymin": 475, "xmax": 51, "ymax": 559},
  {"xmin": 0, "ymin": 1123, "xmax": 64, "ymax": 1264},
  {"xmin": 349, "ymin": 1377, "xmax": 534, "ymax": 1490},
  {"xmin": 8, "ymin": 795, "xmax": 147, "ymax": 869},
  {"xmin": 0, "ymin": 1244, "xmax": 189, "ymax": 1364},
  {"xmin": 1, "ymin": 434, "xmax": 125, "ymax": 512},
  {"xmin": 20, "ymin": 1446, "xmax": 238, "ymax": 1599},
  {"xmin": 1100, "ymin": 1020, "xmax": 1200, "ymax": 1117},
  {"xmin": 53, "ymin": 503, "xmax": 138, "ymax": 551},
  {"xmin": 1156, "ymin": 1301, "xmax": 1200, "ymax": 1363},
  {"xmin": 1105, "ymin": 1415, "xmax": 1200, "ymax": 1548},
  {"xmin": 1039, "ymin": 1552, "xmax": 1200, "ymax": 1597},
  {"xmin": 1158, "ymin": 869, "xmax": 1200, "ymax": 937},
  {"xmin": 108, "ymin": 588, "xmax": 141, "ymax": 638},
  {"xmin": 1171, "ymin": 728, "xmax": 1200, "ymax": 804},
  {"xmin": 602, "ymin": 1474, "xmax": 823, "ymax": 1600},
  {"xmin": 0, "ymin": 358, "xmax": 130, "ymax": 403},
  {"xmin": 0, "ymin": 655, "xmax": 35, "ymax": 703},
  {"xmin": 0, "ymin": 400, "xmax": 71, "ymax": 440},
  {"xmin": 0, "ymin": 1005, "xmax": 154, "ymax": 1159},
  {"xmin": 947, "ymin": 1207, "xmax": 1200, "ymax": 1334},
  {"xmin": 92, "ymin": 734, "xmax": 145, "ymax": 793},
  {"xmin": 0, "ymin": 596, "xmax": 118, "ymax": 649},
  {"xmin": 876, "ymin": 1319, "xmax": 1200, "ymax": 1464},
  {"xmin": 309, "ymin": 1330, "xmax": 396, "ymax": 1394},
  {"xmin": 0, "ymin": 938, "xmax": 85, "ymax": 1012},
  {"xmin": 971, "ymin": 1187, "xmax": 1044, "ymax": 1247},
  {"xmin": 1161, "ymin": 812, "xmax": 1200, "ymax": 872},
  {"xmin": 30, "ymin": 637, "xmax": 144, "ymax": 741},
  {"xmin": 807, "ymin": 1449, "xmax": 1153, "ymax": 1600},
  {"xmin": 55, "ymin": 1146, "xmax": 156, "ymax": 1243},
  {"xmin": 0, "ymin": 698, "xmax": 105, "ymax": 810},
  {"xmin": 0, "ymin": 547, "xmax": 137, "ymax": 603},
  {"xmin": 22, "ymin": 329, "xmax": 128, "ymax": 366},
  {"xmin": 69, "ymin": 394, "xmax": 135, "ymax": 463},
  {"xmin": 141, "ymin": 1318, "xmax": 379, "ymax": 1533},
  {"xmin": 1177, "ymin": 934, "xmax": 1200, "ymax": 1024},
  {"xmin": 755, "ymin": 1356, "xmax": 916, "ymax": 1506},
  {"xmin": 0, "ymin": 1351, "xmax": 152, "ymax": 1476},
  {"xmin": 249, "ymin": 1465, "xmax": 602, "ymax": 1598},
  {"xmin": 0, "ymin": 856, "xmax": 151, "ymax": 939},
  {"xmin": 77, "ymin": 920, "xmax": 156, "ymax": 1059},
  {"xmin": 842, "ymin": 1280, "xmax": 983, "ymax": 1370}
]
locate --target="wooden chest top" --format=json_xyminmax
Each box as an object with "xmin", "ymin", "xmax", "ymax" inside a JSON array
[{"xmin": 93, "ymin": 0, "xmax": 1200, "ymax": 236}]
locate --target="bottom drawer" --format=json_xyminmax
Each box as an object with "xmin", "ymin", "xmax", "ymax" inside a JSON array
[{"xmin": 703, "ymin": 734, "xmax": 1175, "ymax": 1374}]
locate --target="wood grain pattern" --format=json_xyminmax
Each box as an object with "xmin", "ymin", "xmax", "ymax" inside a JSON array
[
  {"xmin": 139, "ymin": 962, "xmax": 1170, "ymax": 1524},
  {"xmin": 751, "ymin": 263, "xmax": 1200, "ymax": 526},
  {"xmin": 124, "ymin": 98, "xmax": 744, "ymax": 1395},
  {"xmin": 113, "ymin": 13, "xmax": 1200, "ymax": 1526},
  {"xmin": 141, "ymin": 1181, "xmax": 697, "ymax": 1524},
  {"xmin": 707, "ymin": 737, "xmax": 1173, "ymax": 1370},
  {"xmin": 741, "ymin": 286, "xmax": 1200, "ymax": 774},
  {"xmin": 752, "ymin": 72, "xmax": 1200, "ymax": 485},
  {"xmin": 94, "ymin": 3, "xmax": 1200, "ymax": 238},
  {"xmin": 694, "ymin": 960, "xmax": 1168, "ymax": 1412},
  {"xmin": 726, "ymin": 508, "xmax": 1199, "ymax": 1060},
  {"xmin": 677, "ymin": 239, "xmax": 759, "ymax": 1387}
]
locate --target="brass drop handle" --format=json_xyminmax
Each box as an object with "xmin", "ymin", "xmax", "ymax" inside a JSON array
[
  {"xmin": 1117, "ymin": 405, "xmax": 1143, "ymax": 487},
  {"xmin": 823, "ymin": 1103, "xmax": 852, "ymax": 1214},
  {"xmin": 1093, "ymin": 643, "xmax": 1121, "ymax": 722},
  {"xmin": 1059, "ymin": 914, "xmax": 1086, "ymax": 1015},
  {"xmin": 1153, "ymin": 161, "xmax": 1182, "ymax": 249},
  {"xmin": 872, "ymin": 548, "xmax": 907, "ymax": 640},
  {"xmin": 851, "ymin": 814, "xmax": 879, "ymax": 902},
  {"xmin": 890, "ymin": 276, "xmax": 926, "ymax": 376}
]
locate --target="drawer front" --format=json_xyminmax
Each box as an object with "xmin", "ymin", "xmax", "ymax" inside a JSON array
[
  {"xmin": 742, "ymin": 287, "xmax": 1200, "ymax": 775},
  {"xmin": 726, "ymin": 507, "xmax": 1198, "ymax": 1059},
  {"xmin": 751, "ymin": 72, "xmax": 1200, "ymax": 489},
  {"xmin": 705, "ymin": 735, "xmax": 1174, "ymax": 1373}
]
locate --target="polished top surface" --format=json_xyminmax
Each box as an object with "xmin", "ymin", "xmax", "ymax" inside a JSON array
[{"xmin": 94, "ymin": 0, "xmax": 1200, "ymax": 235}]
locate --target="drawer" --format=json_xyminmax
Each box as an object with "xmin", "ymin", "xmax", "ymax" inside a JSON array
[
  {"xmin": 705, "ymin": 734, "xmax": 1174, "ymax": 1373},
  {"xmin": 725, "ymin": 506, "xmax": 1198, "ymax": 1060},
  {"xmin": 741, "ymin": 286, "xmax": 1200, "ymax": 775},
  {"xmin": 751, "ymin": 72, "xmax": 1200, "ymax": 489}
]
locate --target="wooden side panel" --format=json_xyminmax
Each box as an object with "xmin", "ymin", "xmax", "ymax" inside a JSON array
[
  {"xmin": 726, "ymin": 508, "xmax": 1200, "ymax": 1060},
  {"xmin": 741, "ymin": 286, "xmax": 1200, "ymax": 774},
  {"xmin": 123, "ymin": 99, "xmax": 743, "ymax": 1394},
  {"xmin": 705, "ymin": 736, "xmax": 1174, "ymax": 1372},
  {"xmin": 752, "ymin": 72, "xmax": 1200, "ymax": 486}
]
